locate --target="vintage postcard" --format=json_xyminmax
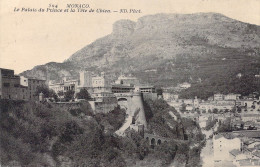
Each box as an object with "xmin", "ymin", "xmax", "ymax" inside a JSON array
[{"xmin": 0, "ymin": 0, "xmax": 259, "ymax": 167}]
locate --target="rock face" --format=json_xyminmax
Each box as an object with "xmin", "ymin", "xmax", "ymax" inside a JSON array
[{"xmin": 21, "ymin": 13, "xmax": 260, "ymax": 88}]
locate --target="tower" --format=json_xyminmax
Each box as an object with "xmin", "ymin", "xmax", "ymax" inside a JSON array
[{"xmin": 79, "ymin": 71, "xmax": 92, "ymax": 88}]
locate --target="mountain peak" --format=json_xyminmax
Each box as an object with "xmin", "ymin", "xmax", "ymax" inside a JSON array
[
  {"xmin": 21, "ymin": 13, "xmax": 260, "ymax": 94},
  {"xmin": 112, "ymin": 19, "xmax": 136, "ymax": 37}
]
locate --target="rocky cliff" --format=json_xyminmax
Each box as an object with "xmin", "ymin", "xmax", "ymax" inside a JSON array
[{"xmin": 20, "ymin": 13, "xmax": 260, "ymax": 97}]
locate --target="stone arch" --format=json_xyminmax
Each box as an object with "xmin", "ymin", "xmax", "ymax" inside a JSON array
[
  {"xmin": 118, "ymin": 98, "xmax": 127, "ymax": 101},
  {"xmin": 118, "ymin": 98, "xmax": 128, "ymax": 110},
  {"xmin": 157, "ymin": 139, "xmax": 161, "ymax": 145}
]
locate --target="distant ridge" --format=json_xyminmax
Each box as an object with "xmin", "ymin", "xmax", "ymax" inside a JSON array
[{"xmin": 20, "ymin": 13, "xmax": 260, "ymax": 98}]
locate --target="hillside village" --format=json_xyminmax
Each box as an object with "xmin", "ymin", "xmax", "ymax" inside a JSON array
[
  {"xmin": 163, "ymin": 88, "xmax": 260, "ymax": 166},
  {"xmin": 1, "ymin": 66, "xmax": 260, "ymax": 166},
  {"xmin": 1, "ymin": 67, "xmax": 207, "ymax": 167},
  {"xmin": 1, "ymin": 11, "xmax": 260, "ymax": 167}
]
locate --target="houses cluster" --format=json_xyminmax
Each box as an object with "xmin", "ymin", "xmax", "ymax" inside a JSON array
[
  {"xmin": 48, "ymin": 71, "xmax": 158, "ymax": 113},
  {"xmin": 163, "ymin": 91, "xmax": 260, "ymax": 114},
  {"xmin": 213, "ymin": 132, "xmax": 260, "ymax": 166},
  {"xmin": 0, "ymin": 68, "xmax": 46, "ymax": 101},
  {"xmin": 0, "ymin": 68, "xmax": 158, "ymax": 114}
]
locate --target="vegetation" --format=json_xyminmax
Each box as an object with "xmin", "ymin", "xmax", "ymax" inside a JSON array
[
  {"xmin": 64, "ymin": 90, "xmax": 75, "ymax": 101},
  {"xmin": 0, "ymin": 98, "xmax": 205, "ymax": 167},
  {"xmin": 205, "ymin": 116, "xmax": 217, "ymax": 130},
  {"xmin": 35, "ymin": 85, "xmax": 58, "ymax": 101},
  {"xmin": 76, "ymin": 88, "xmax": 91, "ymax": 100},
  {"xmin": 0, "ymin": 100, "xmax": 126, "ymax": 167},
  {"xmin": 216, "ymin": 118, "xmax": 232, "ymax": 133}
]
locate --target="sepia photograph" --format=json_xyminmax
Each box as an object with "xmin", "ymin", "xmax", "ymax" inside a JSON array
[{"xmin": 0, "ymin": 0, "xmax": 260, "ymax": 166}]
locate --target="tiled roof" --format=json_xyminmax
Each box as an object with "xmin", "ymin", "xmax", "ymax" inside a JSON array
[{"xmin": 230, "ymin": 149, "xmax": 242, "ymax": 156}]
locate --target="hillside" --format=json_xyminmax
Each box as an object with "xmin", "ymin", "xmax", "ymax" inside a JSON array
[
  {"xmin": 20, "ymin": 13, "xmax": 260, "ymax": 98},
  {"xmin": 0, "ymin": 99, "xmax": 204, "ymax": 167}
]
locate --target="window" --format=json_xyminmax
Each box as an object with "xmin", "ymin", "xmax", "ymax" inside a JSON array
[
  {"xmin": 3, "ymin": 83, "xmax": 10, "ymax": 87},
  {"xmin": 14, "ymin": 84, "xmax": 19, "ymax": 87}
]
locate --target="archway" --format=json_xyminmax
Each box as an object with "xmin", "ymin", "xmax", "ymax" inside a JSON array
[
  {"xmin": 151, "ymin": 138, "xmax": 156, "ymax": 149},
  {"xmin": 118, "ymin": 98, "xmax": 128, "ymax": 111},
  {"xmin": 157, "ymin": 139, "xmax": 161, "ymax": 145}
]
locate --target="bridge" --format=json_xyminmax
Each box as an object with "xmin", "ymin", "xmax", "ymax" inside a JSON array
[{"xmin": 144, "ymin": 133, "xmax": 169, "ymax": 148}]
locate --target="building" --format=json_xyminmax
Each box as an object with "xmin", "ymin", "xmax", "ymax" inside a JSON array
[
  {"xmin": 0, "ymin": 68, "xmax": 45, "ymax": 100},
  {"xmin": 112, "ymin": 84, "xmax": 134, "ymax": 93},
  {"xmin": 49, "ymin": 76, "xmax": 78, "ymax": 94},
  {"xmin": 78, "ymin": 71, "xmax": 92, "ymax": 88},
  {"xmin": 193, "ymin": 96, "xmax": 200, "ymax": 108},
  {"xmin": 179, "ymin": 82, "xmax": 191, "ymax": 89},
  {"xmin": 215, "ymin": 100, "xmax": 236, "ymax": 110},
  {"xmin": 0, "ymin": 68, "xmax": 25, "ymax": 100},
  {"xmin": 162, "ymin": 92, "xmax": 171, "ymax": 101},
  {"xmin": 199, "ymin": 102, "xmax": 215, "ymax": 112},
  {"xmin": 214, "ymin": 93, "xmax": 224, "ymax": 101},
  {"xmin": 241, "ymin": 114, "xmax": 260, "ymax": 123},
  {"xmin": 213, "ymin": 134, "xmax": 242, "ymax": 161},
  {"xmin": 26, "ymin": 77, "xmax": 46, "ymax": 100},
  {"xmin": 224, "ymin": 93, "xmax": 241, "ymax": 100},
  {"xmin": 91, "ymin": 72, "xmax": 111, "ymax": 93},
  {"xmin": 77, "ymin": 71, "xmax": 111, "ymax": 94},
  {"xmin": 134, "ymin": 85, "xmax": 156, "ymax": 93},
  {"xmin": 89, "ymin": 92, "xmax": 118, "ymax": 113}
]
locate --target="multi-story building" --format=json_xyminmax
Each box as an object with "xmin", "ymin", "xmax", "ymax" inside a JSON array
[
  {"xmin": 91, "ymin": 72, "xmax": 111, "ymax": 93},
  {"xmin": 213, "ymin": 134, "xmax": 242, "ymax": 162},
  {"xmin": 49, "ymin": 76, "xmax": 78, "ymax": 94},
  {"xmin": 241, "ymin": 114, "xmax": 260, "ymax": 123},
  {"xmin": 214, "ymin": 93, "xmax": 224, "ymax": 101},
  {"xmin": 215, "ymin": 100, "xmax": 236, "ymax": 110},
  {"xmin": 89, "ymin": 92, "xmax": 118, "ymax": 113},
  {"xmin": 0, "ymin": 68, "xmax": 45, "ymax": 100},
  {"xmin": 77, "ymin": 71, "xmax": 111, "ymax": 94},
  {"xmin": 199, "ymin": 102, "xmax": 215, "ymax": 112},
  {"xmin": 134, "ymin": 85, "xmax": 156, "ymax": 93},
  {"xmin": 224, "ymin": 93, "xmax": 241, "ymax": 100},
  {"xmin": 1, "ymin": 68, "xmax": 24, "ymax": 100},
  {"xmin": 112, "ymin": 84, "xmax": 134, "ymax": 93}
]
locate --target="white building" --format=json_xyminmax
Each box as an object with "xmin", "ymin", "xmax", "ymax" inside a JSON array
[
  {"xmin": 214, "ymin": 93, "xmax": 224, "ymax": 101},
  {"xmin": 224, "ymin": 93, "xmax": 241, "ymax": 100},
  {"xmin": 213, "ymin": 134, "xmax": 242, "ymax": 161},
  {"xmin": 48, "ymin": 76, "xmax": 78, "ymax": 94},
  {"xmin": 77, "ymin": 71, "xmax": 111, "ymax": 94},
  {"xmin": 179, "ymin": 82, "xmax": 191, "ymax": 89},
  {"xmin": 199, "ymin": 102, "xmax": 215, "ymax": 112}
]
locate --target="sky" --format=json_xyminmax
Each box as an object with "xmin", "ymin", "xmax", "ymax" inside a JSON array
[{"xmin": 0, "ymin": 0, "xmax": 259, "ymax": 74}]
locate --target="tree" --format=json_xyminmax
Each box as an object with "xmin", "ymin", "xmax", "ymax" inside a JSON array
[
  {"xmin": 213, "ymin": 108, "xmax": 218, "ymax": 114},
  {"xmin": 64, "ymin": 90, "xmax": 75, "ymax": 101},
  {"xmin": 76, "ymin": 89, "xmax": 91, "ymax": 100},
  {"xmin": 57, "ymin": 91, "xmax": 64, "ymax": 97},
  {"xmin": 35, "ymin": 85, "xmax": 58, "ymax": 101},
  {"xmin": 180, "ymin": 103, "xmax": 186, "ymax": 112}
]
